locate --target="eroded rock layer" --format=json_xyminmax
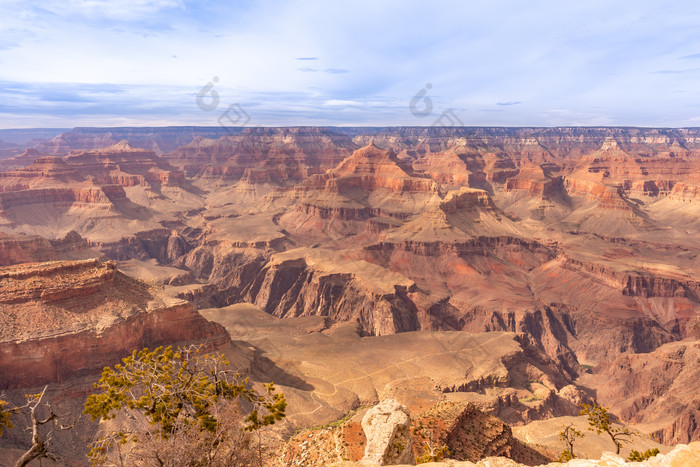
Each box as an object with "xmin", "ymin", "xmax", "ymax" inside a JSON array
[{"xmin": 0, "ymin": 259, "xmax": 229, "ymax": 389}]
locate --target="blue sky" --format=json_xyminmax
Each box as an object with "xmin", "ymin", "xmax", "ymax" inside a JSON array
[{"xmin": 2, "ymin": 0, "xmax": 700, "ymax": 128}]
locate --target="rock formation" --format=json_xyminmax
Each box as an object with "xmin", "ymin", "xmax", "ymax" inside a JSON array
[
  {"xmin": 360, "ymin": 400, "xmax": 414, "ymax": 465},
  {"xmin": 164, "ymin": 126, "xmax": 356, "ymax": 183},
  {"xmin": 412, "ymin": 401, "xmax": 551, "ymax": 464},
  {"xmin": 0, "ymin": 258, "xmax": 230, "ymax": 389}
]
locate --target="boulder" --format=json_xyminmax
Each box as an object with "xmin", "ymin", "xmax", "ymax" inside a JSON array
[{"xmin": 361, "ymin": 399, "xmax": 415, "ymax": 465}]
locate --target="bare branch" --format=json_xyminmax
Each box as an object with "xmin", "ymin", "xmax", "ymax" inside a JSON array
[{"xmin": 12, "ymin": 386, "xmax": 78, "ymax": 467}]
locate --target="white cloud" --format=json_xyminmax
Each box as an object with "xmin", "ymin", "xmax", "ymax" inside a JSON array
[
  {"xmin": 43, "ymin": 0, "xmax": 184, "ymax": 20},
  {"xmin": 2, "ymin": 0, "xmax": 700, "ymax": 127}
]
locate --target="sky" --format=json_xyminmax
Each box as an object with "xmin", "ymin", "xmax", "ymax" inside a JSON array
[{"xmin": 2, "ymin": 0, "xmax": 700, "ymax": 128}]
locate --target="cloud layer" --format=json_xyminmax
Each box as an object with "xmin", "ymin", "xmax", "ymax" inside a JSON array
[{"xmin": 2, "ymin": 0, "xmax": 700, "ymax": 127}]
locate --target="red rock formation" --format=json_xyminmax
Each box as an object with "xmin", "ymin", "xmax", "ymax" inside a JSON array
[
  {"xmin": 411, "ymin": 149, "xmax": 473, "ymax": 189},
  {"xmin": 279, "ymin": 143, "xmax": 440, "ymax": 239},
  {"xmin": 669, "ymin": 182, "xmax": 700, "ymax": 202},
  {"xmin": 505, "ymin": 165, "xmax": 561, "ymax": 197},
  {"xmin": 0, "ymin": 259, "xmax": 229, "ymax": 390},
  {"xmin": 559, "ymin": 256, "xmax": 699, "ymax": 299},
  {"xmin": 64, "ymin": 140, "xmax": 186, "ymax": 188},
  {"xmin": 0, "ymin": 148, "xmax": 47, "ymax": 172},
  {"xmin": 564, "ymin": 177, "xmax": 634, "ymax": 212},
  {"xmin": 0, "ymin": 186, "xmax": 127, "ymax": 210},
  {"xmin": 163, "ymin": 127, "xmax": 356, "ymax": 183}
]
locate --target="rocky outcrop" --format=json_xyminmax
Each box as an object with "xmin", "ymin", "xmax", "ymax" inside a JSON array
[
  {"xmin": 327, "ymin": 144, "xmax": 438, "ymax": 194},
  {"xmin": 99, "ymin": 228, "xmax": 191, "ymax": 264},
  {"xmin": 505, "ymin": 165, "xmax": 560, "ymax": 197},
  {"xmin": 439, "ymin": 188, "xmax": 495, "ymax": 212},
  {"xmin": 668, "ymin": 182, "xmax": 700, "ymax": 202},
  {"xmin": 360, "ymin": 400, "xmax": 414, "ymax": 465},
  {"xmin": 0, "ymin": 259, "xmax": 229, "ymax": 390},
  {"xmin": 0, "ymin": 148, "xmax": 45, "ymax": 172},
  {"xmin": 563, "ymin": 177, "xmax": 634, "ymax": 212},
  {"xmin": 410, "ymin": 150, "xmax": 473, "ymax": 190},
  {"xmin": 413, "ymin": 402, "xmax": 551, "ymax": 465},
  {"xmin": 0, "ymin": 155, "xmax": 78, "ymax": 185},
  {"xmin": 277, "ymin": 144, "xmax": 441, "ymax": 238}
]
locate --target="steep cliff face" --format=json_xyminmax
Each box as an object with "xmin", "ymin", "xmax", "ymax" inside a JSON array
[
  {"xmin": 238, "ymin": 252, "xmax": 420, "ymax": 336},
  {"xmin": 579, "ymin": 340, "xmax": 700, "ymax": 445},
  {"xmin": 0, "ymin": 259, "xmax": 229, "ymax": 390},
  {"xmin": 559, "ymin": 256, "xmax": 699, "ymax": 299}
]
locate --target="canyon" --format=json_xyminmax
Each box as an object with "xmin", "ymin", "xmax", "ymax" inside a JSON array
[{"xmin": 0, "ymin": 126, "xmax": 698, "ymax": 465}]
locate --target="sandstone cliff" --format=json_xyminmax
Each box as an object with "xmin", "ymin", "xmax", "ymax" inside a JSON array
[{"xmin": 0, "ymin": 259, "xmax": 230, "ymax": 389}]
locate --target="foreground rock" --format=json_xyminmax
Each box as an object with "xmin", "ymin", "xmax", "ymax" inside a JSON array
[
  {"xmin": 283, "ymin": 400, "xmax": 551, "ymax": 466},
  {"xmin": 360, "ymin": 400, "xmax": 414, "ymax": 465},
  {"xmin": 413, "ymin": 401, "xmax": 551, "ymax": 465},
  {"xmin": 330, "ymin": 441, "xmax": 700, "ymax": 466}
]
